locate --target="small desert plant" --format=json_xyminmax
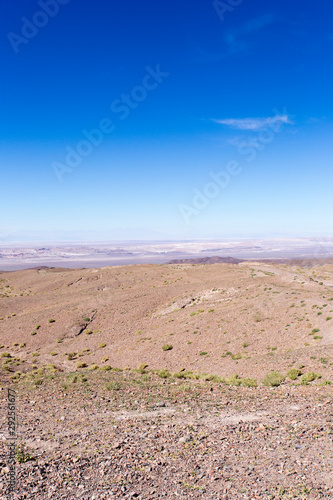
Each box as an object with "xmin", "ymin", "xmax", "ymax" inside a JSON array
[
  {"xmin": 48, "ymin": 319, "xmax": 55, "ymax": 323},
  {"xmin": 162, "ymin": 344, "xmax": 173, "ymax": 351},
  {"xmin": 242, "ymin": 342, "xmax": 249, "ymax": 348},
  {"xmin": 66, "ymin": 373, "xmax": 87, "ymax": 384},
  {"xmin": 241, "ymin": 377, "xmax": 257, "ymax": 387},
  {"xmin": 287, "ymin": 368, "xmax": 302, "ymax": 380},
  {"xmin": 173, "ymin": 370, "xmax": 195, "ymax": 379},
  {"xmin": 137, "ymin": 363, "xmax": 148, "ymax": 374},
  {"xmin": 88, "ymin": 364, "xmax": 99, "ymax": 370},
  {"xmin": 67, "ymin": 352, "xmax": 76, "ymax": 360},
  {"xmin": 9, "ymin": 371, "xmax": 23, "ymax": 380},
  {"xmin": 100, "ymin": 365, "xmax": 111, "ymax": 371},
  {"xmin": 19, "ymin": 343, "xmax": 26, "ymax": 348},
  {"xmin": 231, "ymin": 353, "xmax": 242, "ymax": 360},
  {"xmin": 156, "ymin": 368, "xmax": 171, "ymax": 378},
  {"xmin": 262, "ymin": 371, "xmax": 285, "ymax": 387},
  {"xmin": 226, "ymin": 374, "xmax": 242, "ymax": 386},
  {"xmin": 46, "ymin": 364, "xmax": 57, "ymax": 372},
  {"xmin": 83, "ymin": 317, "xmax": 90, "ymax": 322},
  {"xmin": 99, "ymin": 343, "xmax": 106, "ymax": 348},
  {"xmin": 106, "ymin": 381, "xmax": 121, "ymax": 391},
  {"xmin": 30, "ymin": 331, "xmax": 37, "ymax": 336},
  {"xmin": 76, "ymin": 362, "xmax": 88, "ymax": 369},
  {"xmin": 300, "ymin": 372, "xmax": 321, "ymax": 384},
  {"xmin": 15, "ymin": 441, "xmax": 33, "ymax": 463},
  {"xmin": 35, "ymin": 324, "xmax": 41, "ymax": 330},
  {"xmin": 199, "ymin": 351, "xmax": 207, "ymax": 356}
]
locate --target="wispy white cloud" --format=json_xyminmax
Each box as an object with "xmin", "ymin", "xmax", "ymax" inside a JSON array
[{"xmin": 212, "ymin": 115, "xmax": 294, "ymax": 131}]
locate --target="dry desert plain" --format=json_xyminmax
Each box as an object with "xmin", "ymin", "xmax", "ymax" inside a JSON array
[{"xmin": 0, "ymin": 260, "xmax": 333, "ymax": 499}]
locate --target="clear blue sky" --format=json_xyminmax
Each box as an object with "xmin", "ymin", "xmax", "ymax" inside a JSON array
[{"xmin": 1, "ymin": 0, "xmax": 333, "ymax": 242}]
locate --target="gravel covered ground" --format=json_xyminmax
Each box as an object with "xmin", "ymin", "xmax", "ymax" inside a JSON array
[{"xmin": 1, "ymin": 371, "xmax": 333, "ymax": 499}]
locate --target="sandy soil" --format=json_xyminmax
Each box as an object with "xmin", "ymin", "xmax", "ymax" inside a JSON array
[{"xmin": 0, "ymin": 261, "xmax": 333, "ymax": 498}]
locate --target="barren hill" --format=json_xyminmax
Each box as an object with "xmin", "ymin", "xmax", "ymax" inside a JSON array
[
  {"xmin": 1, "ymin": 261, "xmax": 333, "ymax": 499},
  {"xmin": 1, "ymin": 261, "xmax": 333, "ymax": 384}
]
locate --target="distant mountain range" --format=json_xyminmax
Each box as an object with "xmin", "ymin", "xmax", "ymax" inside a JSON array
[{"xmin": 167, "ymin": 256, "xmax": 244, "ymax": 265}]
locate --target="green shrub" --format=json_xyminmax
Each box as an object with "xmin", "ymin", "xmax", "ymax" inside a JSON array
[
  {"xmin": 106, "ymin": 381, "xmax": 121, "ymax": 391},
  {"xmin": 199, "ymin": 351, "xmax": 207, "ymax": 356},
  {"xmin": 156, "ymin": 368, "xmax": 171, "ymax": 378},
  {"xmin": 262, "ymin": 371, "xmax": 285, "ymax": 387},
  {"xmin": 286, "ymin": 368, "xmax": 302, "ymax": 380},
  {"xmin": 173, "ymin": 370, "xmax": 195, "ymax": 379},
  {"xmin": 99, "ymin": 343, "xmax": 106, "ymax": 348},
  {"xmin": 241, "ymin": 378, "xmax": 257, "ymax": 387},
  {"xmin": 83, "ymin": 317, "xmax": 90, "ymax": 322},
  {"xmin": 9, "ymin": 371, "xmax": 23, "ymax": 380},
  {"xmin": 48, "ymin": 319, "xmax": 55, "ymax": 323},
  {"xmin": 231, "ymin": 353, "xmax": 242, "ymax": 360},
  {"xmin": 162, "ymin": 344, "xmax": 173, "ymax": 351},
  {"xmin": 226, "ymin": 374, "xmax": 242, "ymax": 386},
  {"xmin": 300, "ymin": 372, "xmax": 321, "ymax": 384},
  {"xmin": 101, "ymin": 365, "xmax": 111, "ymax": 371},
  {"xmin": 76, "ymin": 362, "xmax": 88, "ymax": 369},
  {"xmin": 136, "ymin": 363, "xmax": 148, "ymax": 374},
  {"xmin": 15, "ymin": 441, "xmax": 33, "ymax": 463},
  {"xmin": 66, "ymin": 373, "xmax": 87, "ymax": 384}
]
